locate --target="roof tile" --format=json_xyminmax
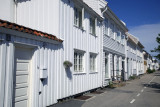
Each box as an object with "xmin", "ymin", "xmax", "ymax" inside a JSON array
[{"xmin": 0, "ymin": 19, "xmax": 63, "ymax": 43}]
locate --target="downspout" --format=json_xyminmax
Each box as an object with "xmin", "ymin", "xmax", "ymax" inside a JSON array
[
  {"xmin": 14, "ymin": 0, "xmax": 17, "ymax": 23},
  {"xmin": 101, "ymin": 5, "xmax": 108, "ymax": 86}
]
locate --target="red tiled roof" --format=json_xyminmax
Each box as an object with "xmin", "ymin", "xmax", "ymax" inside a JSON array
[{"xmin": 0, "ymin": 19, "xmax": 63, "ymax": 42}]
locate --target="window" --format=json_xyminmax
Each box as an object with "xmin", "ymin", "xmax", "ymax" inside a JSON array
[
  {"xmin": 104, "ymin": 19, "xmax": 108, "ymax": 35},
  {"xmin": 74, "ymin": 7, "xmax": 84, "ymax": 28},
  {"xmin": 90, "ymin": 17, "xmax": 96, "ymax": 35},
  {"xmin": 121, "ymin": 34, "xmax": 125, "ymax": 45},
  {"xmin": 90, "ymin": 53, "xmax": 96, "ymax": 72},
  {"xmin": 110, "ymin": 23, "xmax": 114, "ymax": 38},
  {"xmin": 117, "ymin": 30, "xmax": 121, "ymax": 42},
  {"xmin": 74, "ymin": 51, "xmax": 84, "ymax": 72}
]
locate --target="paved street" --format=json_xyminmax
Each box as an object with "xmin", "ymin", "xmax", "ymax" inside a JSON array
[{"xmin": 51, "ymin": 71, "xmax": 160, "ymax": 107}]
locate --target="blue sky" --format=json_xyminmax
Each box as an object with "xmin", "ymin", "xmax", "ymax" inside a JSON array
[{"xmin": 107, "ymin": 0, "xmax": 160, "ymax": 56}]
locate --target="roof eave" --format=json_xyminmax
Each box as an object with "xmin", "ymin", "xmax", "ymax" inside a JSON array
[{"xmin": 106, "ymin": 7, "xmax": 128, "ymax": 32}]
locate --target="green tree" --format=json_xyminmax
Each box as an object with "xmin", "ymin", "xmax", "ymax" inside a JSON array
[{"xmin": 151, "ymin": 34, "xmax": 160, "ymax": 60}]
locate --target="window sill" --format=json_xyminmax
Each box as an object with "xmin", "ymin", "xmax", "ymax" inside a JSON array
[
  {"xmin": 89, "ymin": 33, "xmax": 97, "ymax": 37},
  {"xmin": 74, "ymin": 25, "xmax": 85, "ymax": 32},
  {"xmin": 73, "ymin": 72, "xmax": 86, "ymax": 75},
  {"xmin": 116, "ymin": 40, "xmax": 120, "ymax": 44},
  {"xmin": 104, "ymin": 78, "xmax": 111, "ymax": 80},
  {"xmin": 111, "ymin": 37, "xmax": 115, "ymax": 41},
  {"xmin": 104, "ymin": 34, "xmax": 110, "ymax": 37},
  {"xmin": 89, "ymin": 71, "xmax": 98, "ymax": 74}
]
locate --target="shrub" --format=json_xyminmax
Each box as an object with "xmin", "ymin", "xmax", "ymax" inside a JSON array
[
  {"xmin": 108, "ymin": 81, "xmax": 114, "ymax": 88},
  {"xmin": 129, "ymin": 75, "xmax": 137, "ymax": 80},
  {"xmin": 147, "ymin": 68, "xmax": 155, "ymax": 74},
  {"xmin": 152, "ymin": 69, "xmax": 156, "ymax": 72}
]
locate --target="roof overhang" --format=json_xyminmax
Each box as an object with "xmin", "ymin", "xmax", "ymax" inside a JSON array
[
  {"xmin": 138, "ymin": 41, "xmax": 144, "ymax": 48},
  {"xmin": 72, "ymin": 0, "xmax": 103, "ymax": 20},
  {"xmin": 102, "ymin": 6, "xmax": 128, "ymax": 32},
  {"xmin": 0, "ymin": 19, "xmax": 63, "ymax": 44}
]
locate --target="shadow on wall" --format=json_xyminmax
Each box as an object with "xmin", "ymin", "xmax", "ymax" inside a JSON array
[
  {"xmin": 65, "ymin": 68, "xmax": 72, "ymax": 80},
  {"xmin": 39, "ymin": 42, "xmax": 64, "ymax": 86}
]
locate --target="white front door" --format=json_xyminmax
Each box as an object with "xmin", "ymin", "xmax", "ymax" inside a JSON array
[{"xmin": 13, "ymin": 47, "xmax": 32, "ymax": 107}]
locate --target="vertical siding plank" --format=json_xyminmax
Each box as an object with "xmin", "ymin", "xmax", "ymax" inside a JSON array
[{"xmin": 0, "ymin": 38, "xmax": 7, "ymax": 107}]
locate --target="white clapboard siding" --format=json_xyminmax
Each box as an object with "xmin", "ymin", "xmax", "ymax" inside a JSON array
[
  {"xmin": 103, "ymin": 35, "xmax": 125, "ymax": 55},
  {"xmin": 16, "ymin": 0, "xmax": 60, "ymax": 38}
]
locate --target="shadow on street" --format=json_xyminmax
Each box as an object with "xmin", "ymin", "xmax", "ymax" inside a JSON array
[
  {"xmin": 154, "ymin": 72, "xmax": 160, "ymax": 76},
  {"xmin": 49, "ymin": 100, "xmax": 85, "ymax": 107},
  {"xmin": 142, "ymin": 72, "xmax": 160, "ymax": 93}
]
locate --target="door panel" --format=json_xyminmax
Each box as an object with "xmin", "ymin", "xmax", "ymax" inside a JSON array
[{"xmin": 13, "ymin": 47, "xmax": 32, "ymax": 107}]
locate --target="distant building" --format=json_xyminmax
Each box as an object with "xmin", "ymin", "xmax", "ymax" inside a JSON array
[{"xmin": 126, "ymin": 33, "xmax": 144, "ymax": 78}]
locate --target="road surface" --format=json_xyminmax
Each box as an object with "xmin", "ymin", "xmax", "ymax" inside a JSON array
[{"xmin": 50, "ymin": 71, "xmax": 160, "ymax": 107}]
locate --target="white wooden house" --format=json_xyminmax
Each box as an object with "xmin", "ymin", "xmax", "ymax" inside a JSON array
[
  {"xmin": 101, "ymin": 6, "xmax": 128, "ymax": 84},
  {"xmin": 136, "ymin": 42, "xmax": 144, "ymax": 75},
  {"xmin": 55, "ymin": 0, "xmax": 103, "ymax": 103},
  {"xmin": 0, "ymin": 0, "xmax": 103, "ymax": 107},
  {"xmin": 84, "ymin": 0, "xmax": 129, "ymax": 84},
  {"xmin": 126, "ymin": 33, "xmax": 144, "ymax": 79}
]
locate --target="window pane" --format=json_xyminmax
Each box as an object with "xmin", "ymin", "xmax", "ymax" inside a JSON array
[
  {"xmin": 110, "ymin": 23, "xmax": 114, "ymax": 38},
  {"xmin": 74, "ymin": 51, "xmax": 84, "ymax": 72},
  {"xmin": 79, "ymin": 11, "xmax": 82, "ymax": 27},
  {"xmin": 93, "ymin": 57, "xmax": 95, "ymax": 70},
  {"xmin": 74, "ymin": 8, "xmax": 78, "ymax": 26},
  {"xmin": 93, "ymin": 19, "xmax": 95, "ymax": 34},
  {"xmin": 74, "ymin": 53, "xmax": 77, "ymax": 71},
  {"xmin": 90, "ymin": 54, "xmax": 96, "ymax": 72},
  {"xmin": 105, "ymin": 21, "xmax": 108, "ymax": 35},
  {"xmin": 90, "ymin": 18, "xmax": 93, "ymax": 33}
]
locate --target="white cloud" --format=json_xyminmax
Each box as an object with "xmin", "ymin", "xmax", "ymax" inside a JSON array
[{"xmin": 129, "ymin": 23, "xmax": 160, "ymax": 56}]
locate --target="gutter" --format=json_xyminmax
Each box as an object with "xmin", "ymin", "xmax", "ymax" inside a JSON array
[{"xmin": 102, "ymin": 5, "xmax": 108, "ymax": 15}]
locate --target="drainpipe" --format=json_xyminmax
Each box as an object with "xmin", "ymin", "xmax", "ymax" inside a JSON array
[
  {"xmin": 14, "ymin": 0, "xmax": 17, "ymax": 23},
  {"xmin": 101, "ymin": 5, "xmax": 108, "ymax": 85}
]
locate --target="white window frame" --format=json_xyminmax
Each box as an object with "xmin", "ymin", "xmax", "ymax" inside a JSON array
[
  {"xmin": 74, "ymin": 6, "xmax": 84, "ymax": 29},
  {"xmin": 90, "ymin": 53, "xmax": 97, "ymax": 72},
  {"xmin": 74, "ymin": 50, "xmax": 85, "ymax": 72},
  {"xmin": 121, "ymin": 34, "xmax": 125, "ymax": 45},
  {"xmin": 90, "ymin": 17, "xmax": 97, "ymax": 35},
  {"xmin": 117, "ymin": 29, "xmax": 121, "ymax": 42}
]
